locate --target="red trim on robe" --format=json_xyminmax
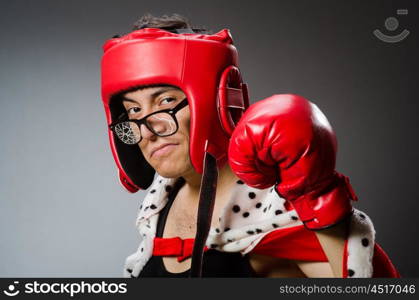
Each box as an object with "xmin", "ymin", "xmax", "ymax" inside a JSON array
[
  {"xmin": 342, "ymin": 237, "xmax": 349, "ymax": 277},
  {"xmin": 372, "ymin": 243, "xmax": 401, "ymax": 278},
  {"xmin": 250, "ymin": 225, "xmax": 329, "ymax": 261}
]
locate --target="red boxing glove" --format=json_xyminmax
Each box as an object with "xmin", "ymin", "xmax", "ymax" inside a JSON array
[{"xmin": 228, "ymin": 94, "xmax": 358, "ymax": 230}]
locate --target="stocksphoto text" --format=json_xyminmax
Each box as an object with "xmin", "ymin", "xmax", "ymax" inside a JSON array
[{"xmin": 24, "ymin": 281, "xmax": 127, "ymax": 297}]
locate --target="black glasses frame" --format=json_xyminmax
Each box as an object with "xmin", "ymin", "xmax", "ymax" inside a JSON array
[{"xmin": 109, "ymin": 98, "xmax": 189, "ymax": 144}]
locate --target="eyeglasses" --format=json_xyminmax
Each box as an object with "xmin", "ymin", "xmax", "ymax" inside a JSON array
[{"xmin": 109, "ymin": 98, "xmax": 189, "ymax": 145}]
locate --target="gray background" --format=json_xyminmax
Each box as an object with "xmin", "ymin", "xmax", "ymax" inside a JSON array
[{"xmin": 0, "ymin": 0, "xmax": 417, "ymax": 277}]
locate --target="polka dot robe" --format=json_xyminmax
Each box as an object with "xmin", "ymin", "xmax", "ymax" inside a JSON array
[{"xmin": 123, "ymin": 175, "xmax": 376, "ymax": 278}]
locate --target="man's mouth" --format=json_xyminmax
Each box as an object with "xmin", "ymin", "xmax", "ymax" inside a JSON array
[{"xmin": 150, "ymin": 143, "xmax": 179, "ymax": 158}]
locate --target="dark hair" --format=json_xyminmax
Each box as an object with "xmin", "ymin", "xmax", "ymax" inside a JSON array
[{"xmin": 132, "ymin": 13, "xmax": 212, "ymax": 34}]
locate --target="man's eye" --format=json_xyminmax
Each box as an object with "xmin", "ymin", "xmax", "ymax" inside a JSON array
[
  {"xmin": 127, "ymin": 107, "xmax": 141, "ymax": 114},
  {"xmin": 160, "ymin": 97, "xmax": 176, "ymax": 105}
]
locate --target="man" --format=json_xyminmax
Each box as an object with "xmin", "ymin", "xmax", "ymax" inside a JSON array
[{"xmin": 100, "ymin": 13, "xmax": 399, "ymax": 277}]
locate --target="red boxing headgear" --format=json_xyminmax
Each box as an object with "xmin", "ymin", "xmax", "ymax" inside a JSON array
[{"xmin": 101, "ymin": 28, "xmax": 249, "ymax": 192}]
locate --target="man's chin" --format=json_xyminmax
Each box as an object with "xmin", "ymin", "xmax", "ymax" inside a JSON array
[
  {"xmin": 155, "ymin": 170, "xmax": 182, "ymax": 179},
  {"xmin": 153, "ymin": 164, "xmax": 185, "ymax": 179}
]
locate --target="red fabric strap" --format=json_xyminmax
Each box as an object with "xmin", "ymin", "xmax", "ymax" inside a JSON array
[{"xmin": 153, "ymin": 237, "xmax": 209, "ymax": 262}]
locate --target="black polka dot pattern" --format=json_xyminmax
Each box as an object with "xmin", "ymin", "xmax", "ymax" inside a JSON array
[
  {"xmin": 359, "ymin": 213, "xmax": 366, "ymax": 219},
  {"xmin": 362, "ymin": 238, "xmax": 369, "ymax": 247},
  {"xmin": 256, "ymin": 228, "xmax": 262, "ymax": 234},
  {"xmin": 127, "ymin": 268, "xmax": 133, "ymax": 273},
  {"xmin": 215, "ymin": 228, "xmax": 220, "ymax": 233},
  {"xmin": 232, "ymin": 205, "xmax": 240, "ymax": 213},
  {"xmin": 150, "ymin": 204, "xmax": 157, "ymax": 209},
  {"xmin": 247, "ymin": 230, "xmax": 255, "ymax": 235},
  {"xmin": 275, "ymin": 209, "xmax": 283, "ymax": 215},
  {"xmin": 140, "ymin": 247, "xmax": 144, "ymax": 252},
  {"xmin": 165, "ymin": 185, "xmax": 172, "ymax": 192},
  {"xmin": 291, "ymin": 216, "xmax": 299, "ymax": 221},
  {"xmin": 224, "ymin": 227, "xmax": 230, "ymax": 232},
  {"xmin": 242, "ymin": 212, "xmax": 250, "ymax": 218},
  {"xmin": 263, "ymin": 207, "xmax": 267, "ymax": 213},
  {"xmin": 348, "ymin": 269, "xmax": 355, "ymax": 277},
  {"xmin": 237, "ymin": 180, "xmax": 244, "ymax": 184},
  {"xmin": 256, "ymin": 202, "xmax": 262, "ymax": 208},
  {"xmin": 248, "ymin": 192, "xmax": 256, "ymax": 199},
  {"xmin": 272, "ymin": 223, "xmax": 279, "ymax": 228}
]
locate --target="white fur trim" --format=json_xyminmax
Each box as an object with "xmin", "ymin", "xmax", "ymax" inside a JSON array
[{"xmin": 345, "ymin": 209, "xmax": 376, "ymax": 277}]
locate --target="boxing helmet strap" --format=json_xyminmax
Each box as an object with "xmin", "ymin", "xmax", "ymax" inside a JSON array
[{"xmin": 189, "ymin": 148, "xmax": 218, "ymax": 277}]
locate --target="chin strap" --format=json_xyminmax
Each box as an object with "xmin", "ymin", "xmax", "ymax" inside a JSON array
[{"xmin": 189, "ymin": 152, "xmax": 218, "ymax": 277}]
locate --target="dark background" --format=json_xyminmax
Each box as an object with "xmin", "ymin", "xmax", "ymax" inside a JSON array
[{"xmin": 0, "ymin": 0, "xmax": 417, "ymax": 277}]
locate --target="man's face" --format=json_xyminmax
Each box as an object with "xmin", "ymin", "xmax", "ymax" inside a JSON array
[{"xmin": 121, "ymin": 86, "xmax": 193, "ymax": 178}]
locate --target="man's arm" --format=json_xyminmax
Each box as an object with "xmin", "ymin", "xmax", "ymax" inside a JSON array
[
  {"xmin": 305, "ymin": 218, "xmax": 349, "ymax": 277},
  {"xmin": 248, "ymin": 219, "xmax": 349, "ymax": 277}
]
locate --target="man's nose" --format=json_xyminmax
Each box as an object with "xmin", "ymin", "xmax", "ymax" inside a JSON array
[{"xmin": 139, "ymin": 123, "xmax": 156, "ymax": 141}]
